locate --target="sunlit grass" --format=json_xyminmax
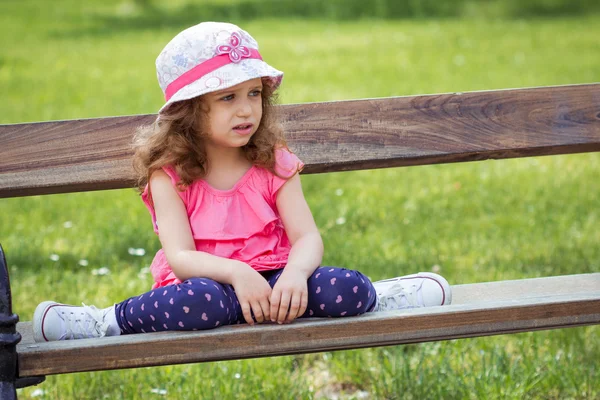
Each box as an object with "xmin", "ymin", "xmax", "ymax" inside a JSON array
[{"xmin": 1, "ymin": 0, "xmax": 599, "ymax": 399}]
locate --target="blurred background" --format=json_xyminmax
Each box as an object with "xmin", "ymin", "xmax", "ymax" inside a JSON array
[{"xmin": 1, "ymin": 0, "xmax": 599, "ymax": 398}]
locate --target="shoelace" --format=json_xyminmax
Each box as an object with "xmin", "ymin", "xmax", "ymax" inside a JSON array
[
  {"xmin": 59, "ymin": 303, "xmax": 110, "ymax": 340},
  {"xmin": 377, "ymin": 282, "xmax": 421, "ymax": 311}
]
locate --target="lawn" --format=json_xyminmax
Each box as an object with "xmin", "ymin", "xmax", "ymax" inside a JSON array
[{"xmin": 0, "ymin": 0, "xmax": 599, "ymax": 399}]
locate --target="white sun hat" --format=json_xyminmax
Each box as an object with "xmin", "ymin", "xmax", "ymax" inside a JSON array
[{"xmin": 155, "ymin": 21, "xmax": 284, "ymax": 114}]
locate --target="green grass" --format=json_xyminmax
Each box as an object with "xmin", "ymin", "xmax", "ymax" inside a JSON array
[{"xmin": 1, "ymin": 1, "xmax": 599, "ymax": 399}]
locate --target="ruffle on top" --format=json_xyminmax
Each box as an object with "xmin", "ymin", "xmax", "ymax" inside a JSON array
[{"xmin": 141, "ymin": 148, "xmax": 304, "ymax": 288}]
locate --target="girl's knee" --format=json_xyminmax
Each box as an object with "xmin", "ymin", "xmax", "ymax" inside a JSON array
[
  {"xmin": 306, "ymin": 267, "xmax": 376, "ymax": 317},
  {"xmin": 312, "ymin": 267, "xmax": 374, "ymax": 297},
  {"xmin": 171, "ymin": 278, "xmax": 234, "ymax": 328},
  {"xmin": 179, "ymin": 278, "xmax": 231, "ymax": 307}
]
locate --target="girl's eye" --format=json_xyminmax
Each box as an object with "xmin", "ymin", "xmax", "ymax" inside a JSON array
[
  {"xmin": 221, "ymin": 94, "xmax": 234, "ymax": 101},
  {"xmin": 250, "ymin": 90, "xmax": 262, "ymax": 97}
]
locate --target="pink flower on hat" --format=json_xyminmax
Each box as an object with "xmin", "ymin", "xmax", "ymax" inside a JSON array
[{"xmin": 215, "ymin": 32, "xmax": 251, "ymax": 63}]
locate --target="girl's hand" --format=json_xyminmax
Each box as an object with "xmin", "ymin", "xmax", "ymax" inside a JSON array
[
  {"xmin": 230, "ymin": 263, "xmax": 272, "ymax": 325},
  {"xmin": 270, "ymin": 269, "xmax": 308, "ymax": 324}
]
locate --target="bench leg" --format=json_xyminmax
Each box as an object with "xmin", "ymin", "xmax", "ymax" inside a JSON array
[{"xmin": 0, "ymin": 244, "xmax": 45, "ymax": 399}]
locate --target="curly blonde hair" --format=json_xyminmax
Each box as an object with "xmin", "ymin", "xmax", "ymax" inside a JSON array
[{"xmin": 132, "ymin": 79, "xmax": 289, "ymax": 192}]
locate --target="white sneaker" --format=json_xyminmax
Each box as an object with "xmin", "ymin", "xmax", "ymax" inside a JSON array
[
  {"xmin": 33, "ymin": 301, "xmax": 118, "ymax": 342},
  {"xmin": 373, "ymin": 272, "xmax": 452, "ymax": 311}
]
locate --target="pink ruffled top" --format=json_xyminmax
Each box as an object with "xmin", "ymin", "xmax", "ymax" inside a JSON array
[{"xmin": 142, "ymin": 148, "xmax": 304, "ymax": 289}]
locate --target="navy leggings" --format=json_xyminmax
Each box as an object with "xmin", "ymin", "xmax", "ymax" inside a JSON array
[{"xmin": 115, "ymin": 266, "xmax": 377, "ymax": 334}]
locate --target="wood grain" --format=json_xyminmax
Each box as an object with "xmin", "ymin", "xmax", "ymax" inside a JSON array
[
  {"xmin": 2, "ymin": 84, "xmax": 599, "ymax": 198},
  {"xmin": 16, "ymin": 273, "xmax": 600, "ymax": 377}
]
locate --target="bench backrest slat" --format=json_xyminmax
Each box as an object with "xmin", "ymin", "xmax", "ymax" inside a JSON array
[{"xmin": 1, "ymin": 84, "xmax": 599, "ymax": 198}]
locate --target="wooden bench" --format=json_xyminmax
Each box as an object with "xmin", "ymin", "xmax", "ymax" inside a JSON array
[{"xmin": 1, "ymin": 83, "xmax": 599, "ymax": 399}]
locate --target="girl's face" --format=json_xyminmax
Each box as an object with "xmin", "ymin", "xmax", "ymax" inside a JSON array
[{"xmin": 202, "ymin": 78, "xmax": 263, "ymax": 150}]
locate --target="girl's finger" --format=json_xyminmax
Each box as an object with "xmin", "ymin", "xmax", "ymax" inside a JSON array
[
  {"xmin": 241, "ymin": 301, "xmax": 254, "ymax": 325},
  {"xmin": 251, "ymin": 301, "xmax": 265, "ymax": 323},
  {"xmin": 286, "ymin": 291, "xmax": 301, "ymax": 322},
  {"xmin": 277, "ymin": 291, "xmax": 291, "ymax": 323},
  {"xmin": 258, "ymin": 298, "xmax": 271, "ymax": 323},
  {"xmin": 269, "ymin": 289, "xmax": 281, "ymax": 322},
  {"xmin": 297, "ymin": 291, "xmax": 308, "ymax": 319}
]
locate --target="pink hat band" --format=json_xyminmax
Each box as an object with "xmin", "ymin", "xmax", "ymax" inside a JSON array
[{"xmin": 165, "ymin": 48, "xmax": 263, "ymax": 102}]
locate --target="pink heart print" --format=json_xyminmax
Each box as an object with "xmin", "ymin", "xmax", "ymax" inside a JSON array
[
  {"xmin": 154, "ymin": 301, "xmax": 158, "ymax": 308},
  {"xmin": 330, "ymin": 278, "xmax": 337, "ymax": 285},
  {"xmin": 316, "ymin": 286, "xmax": 321, "ymax": 294},
  {"xmin": 164, "ymin": 312, "xmax": 170, "ymax": 318},
  {"xmin": 336, "ymin": 295, "xmax": 343, "ymax": 303},
  {"xmin": 320, "ymin": 304, "xmax": 325, "ymax": 310},
  {"xmin": 205, "ymin": 293, "xmax": 211, "ymax": 301},
  {"xmin": 202, "ymin": 313, "xmax": 208, "ymax": 321},
  {"xmin": 188, "ymin": 289, "xmax": 194, "ymax": 296},
  {"xmin": 141, "ymin": 304, "xmax": 145, "ymax": 311},
  {"xmin": 345, "ymin": 273, "xmax": 351, "ymax": 277},
  {"xmin": 169, "ymin": 298, "xmax": 174, "ymax": 305},
  {"xmin": 356, "ymin": 301, "xmax": 362, "ymax": 308},
  {"xmin": 340, "ymin": 311, "xmax": 347, "ymax": 316},
  {"xmin": 178, "ymin": 321, "xmax": 184, "ymax": 328},
  {"xmin": 353, "ymin": 286, "xmax": 358, "ymax": 293},
  {"xmin": 150, "ymin": 315, "xmax": 155, "ymax": 321},
  {"xmin": 183, "ymin": 306, "xmax": 190, "ymax": 313}
]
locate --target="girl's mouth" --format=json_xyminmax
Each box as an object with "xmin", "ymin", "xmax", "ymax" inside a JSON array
[{"xmin": 233, "ymin": 123, "xmax": 254, "ymax": 135}]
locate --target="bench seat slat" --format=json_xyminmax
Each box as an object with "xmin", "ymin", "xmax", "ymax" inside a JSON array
[
  {"xmin": 2, "ymin": 84, "xmax": 599, "ymax": 198},
  {"xmin": 16, "ymin": 273, "xmax": 600, "ymax": 377}
]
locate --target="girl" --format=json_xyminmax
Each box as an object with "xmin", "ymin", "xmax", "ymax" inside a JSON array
[{"xmin": 33, "ymin": 22, "xmax": 451, "ymax": 342}]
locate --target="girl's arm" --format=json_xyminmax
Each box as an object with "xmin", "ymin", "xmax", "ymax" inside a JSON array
[
  {"xmin": 150, "ymin": 170, "xmax": 238, "ymax": 284},
  {"xmin": 276, "ymin": 173, "xmax": 324, "ymax": 276},
  {"xmin": 271, "ymin": 172, "xmax": 324, "ymax": 323},
  {"xmin": 150, "ymin": 170, "xmax": 273, "ymax": 324}
]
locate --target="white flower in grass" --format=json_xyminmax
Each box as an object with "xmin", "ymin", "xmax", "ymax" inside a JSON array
[
  {"xmin": 49, "ymin": 254, "xmax": 60, "ymax": 262},
  {"xmin": 63, "ymin": 221, "xmax": 73, "ymax": 228},
  {"xmin": 78, "ymin": 259, "xmax": 89, "ymax": 267},
  {"xmin": 138, "ymin": 267, "xmax": 150, "ymax": 279},
  {"xmin": 31, "ymin": 388, "xmax": 45, "ymax": 397},
  {"xmin": 128, "ymin": 247, "xmax": 146, "ymax": 256},
  {"xmin": 92, "ymin": 267, "xmax": 110, "ymax": 276},
  {"xmin": 335, "ymin": 188, "xmax": 344, "ymax": 196},
  {"xmin": 335, "ymin": 217, "xmax": 346, "ymax": 225},
  {"xmin": 453, "ymin": 54, "xmax": 465, "ymax": 66},
  {"xmin": 234, "ymin": 373, "xmax": 241, "ymax": 379},
  {"xmin": 150, "ymin": 388, "xmax": 167, "ymax": 395}
]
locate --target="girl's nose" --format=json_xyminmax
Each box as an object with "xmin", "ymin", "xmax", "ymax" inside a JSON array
[{"xmin": 237, "ymin": 99, "xmax": 252, "ymax": 116}]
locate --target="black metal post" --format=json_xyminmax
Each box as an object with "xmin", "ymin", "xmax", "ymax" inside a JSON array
[
  {"xmin": 0, "ymin": 244, "xmax": 45, "ymax": 399},
  {"xmin": 0, "ymin": 243, "xmax": 20, "ymax": 399}
]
